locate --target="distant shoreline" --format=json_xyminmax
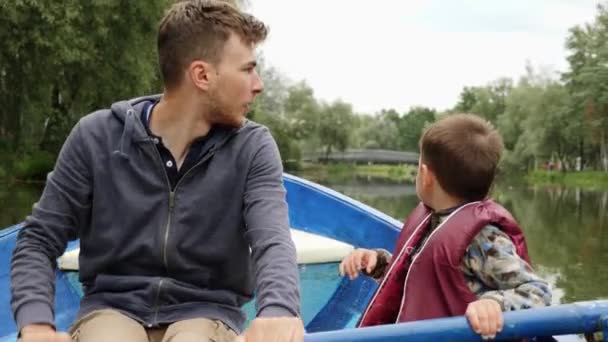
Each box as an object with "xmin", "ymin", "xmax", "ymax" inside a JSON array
[{"xmin": 296, "ymin": 163, "xmax": 608, "ymax": 190}]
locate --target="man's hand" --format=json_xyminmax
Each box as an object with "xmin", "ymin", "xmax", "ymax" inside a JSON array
[
  {"xmin": 19, "ymin": 324, "xmax": 71, "ymax": 342},
  {"xmin": 235, "ymin": 317, "xmax": 304, "ymax": 342},
  {"xmin": 339, "ymin": 248, "xmax": 378, "ymax": 280},
  {"xmin": 465, "ymin": 299, "xmax": 504, "ymax": 340}
]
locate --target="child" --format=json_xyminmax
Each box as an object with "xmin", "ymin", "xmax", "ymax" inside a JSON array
[{"xmin": 339, "ymin": 113, "xmax": 551, "ymax": 340}]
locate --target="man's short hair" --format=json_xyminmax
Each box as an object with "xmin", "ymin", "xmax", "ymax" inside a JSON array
[
  {"xmin": 158, "ymin": 0, "xmax": 268, "ymax": 89},
  {"xmin": 419, "ymin": 113, "xmax": 504, "ymax": 201}
]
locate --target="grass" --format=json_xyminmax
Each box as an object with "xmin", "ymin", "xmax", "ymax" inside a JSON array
[
  {"xmin": 298, "ymin": 162, "xmax": 417, "ymax": 183},
  {"xmin": 300, "ymin": 164, "xmax": 608, "ymax": 192},
  {"xmin": 525, "ymin": 170, "xmax": 608, "ymax": 190}
]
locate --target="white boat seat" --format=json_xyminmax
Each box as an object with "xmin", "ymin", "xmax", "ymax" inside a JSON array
[{"xmin": 58, "ymin": 228, "xmax": 354, "ymax": 271}]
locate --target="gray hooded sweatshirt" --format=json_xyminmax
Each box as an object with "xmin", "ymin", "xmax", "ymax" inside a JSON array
[{"xmin": 10, "ymin": 95, "xmax": 300, "ymax": 333}]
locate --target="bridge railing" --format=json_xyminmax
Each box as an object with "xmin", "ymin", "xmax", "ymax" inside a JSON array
[
  {"xmin": 305, "ymin": 300, "xmax": 608, "ymax": 342},
  {"xmin": 302, "ymin": 149, "xmax": 419, "ymax": 165}
]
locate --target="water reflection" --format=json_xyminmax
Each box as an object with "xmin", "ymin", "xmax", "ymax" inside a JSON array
[{"xmin": 496, "ymin": 185, "xmax": 608, "ymax": 303}]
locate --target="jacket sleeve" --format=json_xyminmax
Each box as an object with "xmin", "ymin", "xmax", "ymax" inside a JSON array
[
  {"xmin": 10, "ymin": 121, "xmax": 92, "ymax": 330},
  {"xmin": 362, "ymin": 249, "xmax": 392, "ymax": 280},
  {"xmin": 242, "ymin": 129, "xmax": 301, "ymax": 318},
  {"xmin": 462, "ymin": 225, "xmax": 552, "ymax": 310}
]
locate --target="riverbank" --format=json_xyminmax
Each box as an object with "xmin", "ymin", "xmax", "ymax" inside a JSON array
[
  {"xmin": 525, "ymin": 170, "xmax": 608, "ymax": 190},
  {"xmin": 297, "ymin": 164, "xmax": 608, "ymax": 191},
  {"xmin": 296, "ymin": 163, "xmax": 417, "ymax": 184}
]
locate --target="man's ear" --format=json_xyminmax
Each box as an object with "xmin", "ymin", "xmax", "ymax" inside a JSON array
[{"xmin": 188, "ymin": 60, "xmax": 214, "ymax": 91}]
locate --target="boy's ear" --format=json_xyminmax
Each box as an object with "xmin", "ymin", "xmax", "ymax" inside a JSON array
[{"xmin": 420, "ymin": 163, "xmax": 435, "ymax": 189}]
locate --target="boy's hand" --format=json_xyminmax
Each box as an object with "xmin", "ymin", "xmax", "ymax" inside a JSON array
[
  {"xmin": 465, "ymin": 299, "xmax": 503, "ymax": 340},
  {"xmin": 339, "ymin": 248, "xmax": 378, "ymax": 280}
]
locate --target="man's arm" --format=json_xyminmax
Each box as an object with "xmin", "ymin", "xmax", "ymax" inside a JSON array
[
  {"xmin": 11, "ymin": 121, "xmax": 92, "ymax": 331},
  {"xmin": 462, "ymin": 225, "xmax": 552, "ymax": 310},
  {"xmin": 242, "ymin": 129, "xmax": 300, "ymax": 318}
]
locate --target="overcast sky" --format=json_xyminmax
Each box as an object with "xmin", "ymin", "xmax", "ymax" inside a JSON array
[{"xmin": 250, "ymin": 0, "xmax": 600, "ymax": 114}]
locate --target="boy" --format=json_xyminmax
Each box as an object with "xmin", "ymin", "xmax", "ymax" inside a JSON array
[{"xmin": 339, "ymin": 113, "xmax": 551, "ymax": 340}]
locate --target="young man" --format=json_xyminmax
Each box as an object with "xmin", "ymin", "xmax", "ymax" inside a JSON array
[
  {"xmin": 11, "ymin": 1, "xmax": 303, "ymax": 341},
  {"xmin": 340, "ymin": 114, "xmax": 551, "ymax": 340}
]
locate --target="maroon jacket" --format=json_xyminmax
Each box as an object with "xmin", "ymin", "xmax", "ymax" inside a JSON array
[{"xmin": 358, "ymin": 200, "xmax": 530, "ymax": 327}]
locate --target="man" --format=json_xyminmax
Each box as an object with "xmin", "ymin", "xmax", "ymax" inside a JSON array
[{"xmin": 10, "ymin": 1, "xmax": 303, "ymax": 341}]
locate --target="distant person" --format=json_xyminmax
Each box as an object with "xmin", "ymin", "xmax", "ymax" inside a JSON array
[
  {"xmin": 340, "ymin": 113, "xmax": 551, "ymax": 340},
  {"xmin": 10, "ymin": 1, "xmax": 303, "ymax": 341}
]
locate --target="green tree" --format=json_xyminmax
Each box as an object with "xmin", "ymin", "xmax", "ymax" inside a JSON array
[
  {"xmin": 318, "ymin": 100, "xmax": 354, "ymax": 160},
  {"xmin": 398, "ymin": 106, "xmax": 436, "ymax": 152},
  {"xmin": 355, "ymin": 109, "xmax": 400, "ymax": 150},
  {"xmin": 350, "ymin": 114, "xmax": 378, "ymax": 149},
  {"xmin": 454, "ymin": 87, "xmax": 478, "ymax": 113},
  {"xmin": 284, "ymin": 81, "xmax": 321, "ymax": 151},
  {"xmin": 454, "ymin": 78, "xmax": 512, "ymax": 124},
  {"xmin": 0, "ymin": 0, "xmax": 170, "ymax": 171},
  {"xmin": 249, "ymin": 59, "xmax": 302, "ymax": 168},
  {"xmin": 491, "ymin": 64, "xmax": 580, "ymax": 172},
  {"xmin": 563, "ymin": 4, "xmax": 608, "ymax": 171}
]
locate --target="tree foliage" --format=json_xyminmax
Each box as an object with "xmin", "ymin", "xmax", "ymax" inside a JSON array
[{"xmin": 0, "ymin": 0, "xmax": 170, "ymax": 160}]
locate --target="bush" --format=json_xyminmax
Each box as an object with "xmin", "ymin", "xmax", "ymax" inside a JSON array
[
  {"xmin": 0, "ymin": 165, "xmax": 7, "ymax": 180},
  {"xmin": 283, "ymin": 159, "xmax": 301, "ymax": 172},
  {"xmin": 13, "ymin": 151, "xmax": 56, "ymax": 181},
  {"xmin": 526, "ymin": 170, "xmax": 608, "ymax": 190}
]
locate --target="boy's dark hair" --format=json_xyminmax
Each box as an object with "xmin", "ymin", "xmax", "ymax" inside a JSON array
[
  {"xmin": 419, "ymin": 113, "xmax": 503, "ymax": 201},
  {"xmin": 158, "ymin": 0, "xmax": 268, "ymax": 90}
]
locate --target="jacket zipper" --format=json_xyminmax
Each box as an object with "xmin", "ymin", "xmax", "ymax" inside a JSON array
[
  {"xmin": 148, "ymin": 142, "xmax": 171, "ymax": 327},
  {"xmin": 162, "ymin": 191, "xmax": 175, "ymax": 269},
  {"xmin": 150, "ymin": 278, "xmax": 164, "ymax": 327},
  {"xmin": 147, "ymin": 139, "xmax": 216, "ymax": 325},
  {"xmin": 159, "ymin": 149, "xmax": 216, "ymax": 272}
]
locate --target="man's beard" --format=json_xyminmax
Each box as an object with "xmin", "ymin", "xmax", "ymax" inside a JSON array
[{"xmin": 207, "ymin": 96, "xmax": 244, "ymax": 128}]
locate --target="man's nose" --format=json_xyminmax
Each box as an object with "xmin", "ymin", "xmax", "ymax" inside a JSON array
[{"xmin": 252, "ymin": 71, "xmax": 264, "ymax": 94}]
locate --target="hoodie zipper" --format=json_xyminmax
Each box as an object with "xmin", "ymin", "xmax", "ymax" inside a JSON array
[
  {"xmin": 159, "ymin": 149, "xmax": 216, "ymax": 272},
  {"xmin": 148, "ymin": 142, "xmax": 171, "ymax": 327},
  {"xmin": 147, "ymin": 139, "xmax": 217, "ymax": 326},
  {"xmin": 149, "ymin": 278, "xmax": 164, "ymax": 327},
  {"xmin": 162, "ymin": 191, "xmax": 176, "ymax": 269}
]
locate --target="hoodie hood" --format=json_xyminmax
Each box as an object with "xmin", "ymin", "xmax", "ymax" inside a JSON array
[
  {"xmin": 109, "ymin": 94, "xmax": 253, "ymax": 160},
  {"xmin": 110, "ymin": 95, "xmax": 161, "ymax": 159}
]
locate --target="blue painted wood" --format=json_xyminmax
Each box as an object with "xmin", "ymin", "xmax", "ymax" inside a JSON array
[
  {"xmin": 601, "ymin": 314, "xmax": 608, "ymax": 342},
  {"xmin": 283, "ymin": 173, "xmax": 402, "ymax": 251},
  {"xmin": 305, "ymin": 301, "xmax": 608, "ymax": 341}
]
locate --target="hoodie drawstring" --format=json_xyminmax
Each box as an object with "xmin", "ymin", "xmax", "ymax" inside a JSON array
[{"xmin": 113, "ymin": 109, "xmax": 135, "ymax": 160}]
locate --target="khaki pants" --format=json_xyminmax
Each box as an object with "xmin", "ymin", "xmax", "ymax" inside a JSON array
[{"xmin": 70, "ymin": 310, "xmax": 238, "ymax": 342}]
